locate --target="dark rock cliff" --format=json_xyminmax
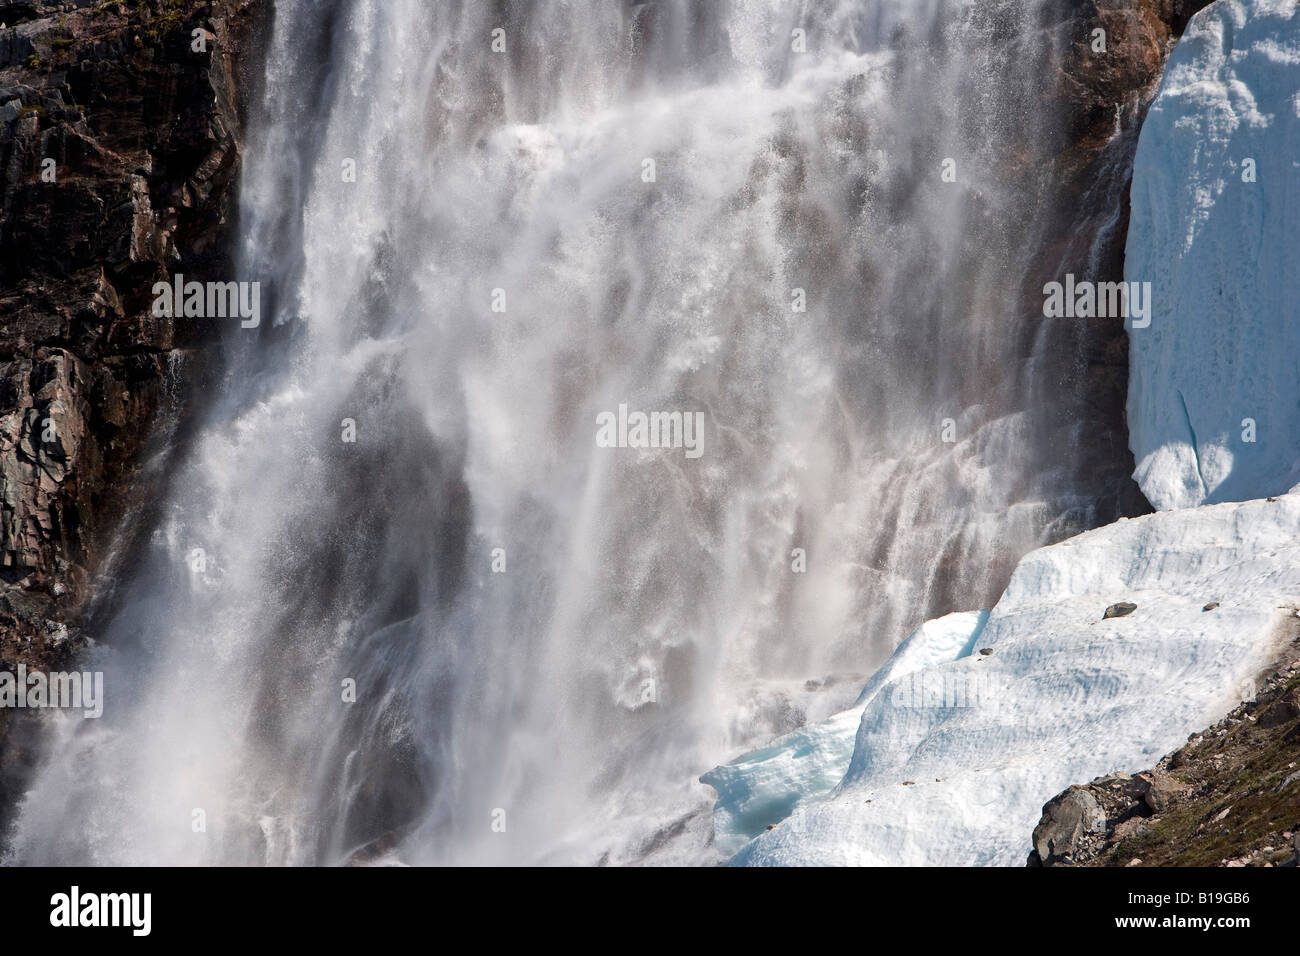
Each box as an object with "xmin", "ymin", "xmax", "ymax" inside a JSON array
[
  {"xmin": 0, "ymin": 0, "xmax": 265, "ymax": 660},
  {"xmin": 0, "ymin": 0, "xmax": 266, "ymax": 830},
  {"xmin": 1022, "ymin": 0, "xmax": 1215, "ymax": 529}
]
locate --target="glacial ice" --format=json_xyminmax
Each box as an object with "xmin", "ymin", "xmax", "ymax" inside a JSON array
[
  {"xmin": 1125, "ymin": 0, "xmax": 1300, "ymax": 510},
  {"xmin": 700, "ymin": 610, "xmax": 988, "ymax": 856},
  {"xmin": 716, "ymin": 493, "xmax": 1300, "ymax": 865}
]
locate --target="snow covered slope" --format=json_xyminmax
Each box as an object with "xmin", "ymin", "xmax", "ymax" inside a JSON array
[
  {"xmin": 721, "ymin": 494, "xmax": 1300, "ymax": 865},
  {"xmin": 1125, "ymin": 0, "xmax": 1300, "ymax": 510},
  {"xmin": 700, "ymin": 611, "xmax": 988, "ymax": 856}
]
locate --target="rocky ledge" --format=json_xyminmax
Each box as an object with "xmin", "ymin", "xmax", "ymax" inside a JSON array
[{"xmin": 1029, "ymin": 629, "xmax": 1300, "ymax": 867}]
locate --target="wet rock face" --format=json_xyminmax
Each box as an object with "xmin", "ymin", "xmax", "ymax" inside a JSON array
[
  {"xmin": 1015, "ymin": 0, "xmax": 1216, "ymax": 529},
  {"xmin": 0, "ymin": 0, "xmax": 266, "ymax": 662},
  {"xmin": 1050, "ymin": 0, "xmax": 1212, "ymax": 149}
]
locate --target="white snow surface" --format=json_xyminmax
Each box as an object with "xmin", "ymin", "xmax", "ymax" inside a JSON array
[
  {"xmin": 722, "ymin": 494, "xmax": 1300, "ymax": 865},
  {"xmin": 1125, "ymin": 0, "xmax": 1300, "ymax": 510},
  {"xmin": 700, "ymin": 610, "xmax": 988, "ymax": 856}
]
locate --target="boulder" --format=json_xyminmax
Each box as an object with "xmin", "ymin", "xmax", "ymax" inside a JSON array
[
  {"xmin": 1144, "ymin": 772, "xmax": 1183, "ymax": 813},
  {"xmin": 1032, "ymin": 787, "xmax": 1106, "ymax": 865},
  {"xmin": 1257, "ymin": 687, "xmax": 1300, "ymax": 730}
]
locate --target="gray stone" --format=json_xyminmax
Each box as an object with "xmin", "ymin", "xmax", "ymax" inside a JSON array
[
  {"xmin": 1257, "ymin": 687, "xmax": 1300, "ymax": 729},
  {"xmin": 1145, "ymin": 772, "xmax": 1183, "ymax": 813},
  {"xmin": 1032, "ymin": 787, "xmax": 1106, "ymax": 864}
]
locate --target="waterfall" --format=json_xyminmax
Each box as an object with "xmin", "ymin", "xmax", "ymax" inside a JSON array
[{"xmin": 7, "ymin": 0, "xmax": 1106, "ymax": 865}]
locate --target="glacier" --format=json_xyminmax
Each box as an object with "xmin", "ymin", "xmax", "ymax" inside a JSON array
[
  {"xmin": 700, "ymin": 610, "xmax": 988, "ymax": 856},
  {"xmin": 714, "ymin": 493, "xmax": 1300, "ymax": 865},
  {"xmin": 1125, "ymin": 0, "xmax": 1300, "ymax": 510}
]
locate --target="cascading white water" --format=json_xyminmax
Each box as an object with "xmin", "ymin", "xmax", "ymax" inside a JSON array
[{"xmin": 7, "ymin": 0, "xmax": 1105, "ymax": 865}]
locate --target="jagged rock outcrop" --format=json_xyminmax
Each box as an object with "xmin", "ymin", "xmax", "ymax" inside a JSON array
[
  {"xmin": 0, "ymin": 0, "xmax": 265, "ymax": 659},
  {"xmin": 0, "ymin": 0, "xmax": 266, "ymax": 829},
  {"xmin": 1028, "ymin": 632, "xmax": 1300, "ymax": 867}
]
